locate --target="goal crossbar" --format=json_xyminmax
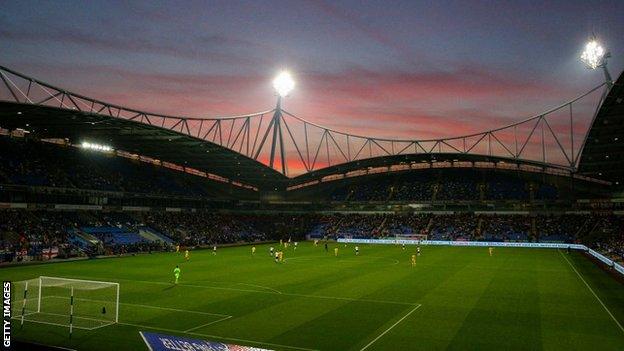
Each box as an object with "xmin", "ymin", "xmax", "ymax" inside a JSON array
[
  {"xmin": 37, "ymin": 276, "xmax": 120, "ymax": 324},
  {"xmin": 13, "ymin": 276, "xmax": 120, "ymax": 333},
  {"xmin": 38, "ymin": 276, "xmax": 120, "ymax": 287}
]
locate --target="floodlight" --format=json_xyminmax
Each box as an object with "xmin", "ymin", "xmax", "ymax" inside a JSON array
[
  {"xmin": 273, "ymin": 71, "xmax": 295, "ymax": 97},
  {"xmin": 580, "ymin": 37, "xmax": 613, "ymax": 86},
  {"xmin": 581, "ymin": 40, "xmax": 607, "ymax": 69},
  {"xmin": 81, "ymin": 141, "xmax": 113, "ymax": 152}
]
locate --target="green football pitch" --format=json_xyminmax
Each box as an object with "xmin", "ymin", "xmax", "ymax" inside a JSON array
[{"xmin": 2, "ymin": 243, "xmax": 624, "ymax": 350}]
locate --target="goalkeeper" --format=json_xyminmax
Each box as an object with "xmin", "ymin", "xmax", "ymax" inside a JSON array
[{"xmin": 173, "ymin": 265, "xmax": 181, "ymax": 285}]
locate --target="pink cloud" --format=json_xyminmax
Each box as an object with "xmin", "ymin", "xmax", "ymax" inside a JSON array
[{"xmin": 6, "ymin": 61, "xmax": 598, "ymax": 175}]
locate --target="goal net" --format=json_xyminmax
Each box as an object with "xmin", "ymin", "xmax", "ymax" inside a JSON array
[{"xmin": 12, "ymin": 276, "xmax": 119, "ymax": 331}]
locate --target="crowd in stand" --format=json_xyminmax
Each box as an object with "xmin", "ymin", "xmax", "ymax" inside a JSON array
[
  {"xmin": 577, "ymin": 215, "xmax": 624, "ymax": 264},
  {"xmin": 307, "ymin": 212, "xmax": 624, "ymax": 263},
  {"xmin": 535, "ymin": 214, "xmax": 587, "ymax": 243},
  {"xmin": 487, "ymin": 177, "xmax": 529, "ymax": 200},
  {"xmin": 138, "ymin": 212, "xmax": 270, "ymax": 246},
  {"xmin": 429, "ymin": 214, "xmax": 477, "ymax": 240},
  {"xmin": 327, "ymin": 170, "xmax": 560, "ymax": 202},
  {"xmin": 0, "ymin": 210, "xmax": 279, "ymax": 261},
  {"xmin": 481, "ymin": 215, "xmax": 532, "ymax": 241},
  {"xmin": 0, "ymin": 136, "xmax": 573, "ymax": 204},
  {"xmin": 0, "ymin": 137, "xmax": 228, "ymax": 198},
  {"xmin": 0, "ymin": 210, "xmax": 622, "ymax": 264},
  {"xmin": 435, "ymin": 173, "xmax": 479, "ymax": 201},
  {"xmin": 0, "ymin": 210, "xmax": 83, "ymax": 261},
  {"xmin": 383, "ymin": 213, "xmax": 431, "ymax": 236},
  {"xmin": 0, "ymin": 135, "xmax": 621, "ymax": 265}
]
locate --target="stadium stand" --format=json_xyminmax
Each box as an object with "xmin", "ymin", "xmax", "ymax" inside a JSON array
[
  {"xmin": 0, "ymin": 136, "xmax": 245, "ymax": 199},
  {"xmin": 0, "ymin": 71, "xmax": 622, "ymax": 269},
  {"xmin": 2, "ymin": 211, "xmax": 622, "ymax": 264},
  {"xmin": 480, "ymin": 215, "xmax": 532, "ymax": 242},
  {"xmin": 305, "ymin": 169, "xmax": 569, "ymax": 202},
  {"xmin": 0, "ymin": 133, "xmax": 622, "ymax": 266}
]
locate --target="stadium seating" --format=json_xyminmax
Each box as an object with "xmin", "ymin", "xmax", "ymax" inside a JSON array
[
  {"xmin": 1, "ymin": 136, "xmax": 622, "ymax": 266},
  {"xmin": 322, "ymin": 169, "xmax": 557, "ymax": 202},
  {"xmin": 1, "ymin": 210, "xmax": 623, "ymax": 264},
  {"xmin": 481, "ymin": 215, "xmax": 532, "ymax": 241},
  {"xmin": 0, "ymin": 136, "xmax": 233, "ymax": 198}
]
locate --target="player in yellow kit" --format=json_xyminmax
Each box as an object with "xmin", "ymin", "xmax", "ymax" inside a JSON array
[
  {"xmin": 252, "ymin": 246, "xmax": 256, "ymax": 255},
  {"xmin": 411, "ymin": 254, "xmax": 416, "ymax": 267},
  {"xmin": 278, "ymin": 251, "xmax": 284, "ymax": 262},
  {"xmin": 175, "ymin": 244, "xmax": 180, "ymax": 253},
  {"xmin": 184, "ymin": 249, "xmax": 189, "ymax": 261},
  {"xmin": 489, "ymin": 247, "xmax": 494, "ymax": 256},
  {"xmin": 334, "ymin": 247, "xmax": 338, "ymax": 257}
]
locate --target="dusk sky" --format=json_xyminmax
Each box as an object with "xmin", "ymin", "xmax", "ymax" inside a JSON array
[{"xmin": 1, "ymin": 0, "xmax": 623, "ymax": 172}]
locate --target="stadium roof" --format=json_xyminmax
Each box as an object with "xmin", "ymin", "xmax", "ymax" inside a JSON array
[
  {"xmin": 0, "ymin": 101, "xmax": 286, "ymax": 190},
  {"xmin": 0, "ymin": 64, "xmax": 619, "ymax": 192},
  {"xmin": 287, "ymin": 152, "xmax": 607, "ymax": 189},
  {"xmin": 577, "ymin": 71, "xmax": 624, "ymax": 188}
]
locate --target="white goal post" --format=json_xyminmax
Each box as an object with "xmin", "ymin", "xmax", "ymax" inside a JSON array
[{"xmin": 12, "ymin": 276, "xmax": 119, "ymax": 331}]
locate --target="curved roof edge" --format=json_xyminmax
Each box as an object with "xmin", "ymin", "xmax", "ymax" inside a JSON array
[
  {"xmin": 577, "ymin": 70, "xmax": 624, "ymax": 187},
  {"xmin": 0, "ymin": 101, "xmax": 287, "ymax": 189},
  {"xmin": 287, "ymin": 153, "xmax": 608, "ymax": 190}
]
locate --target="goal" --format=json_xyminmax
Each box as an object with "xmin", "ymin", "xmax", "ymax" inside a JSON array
[{"xmin": 12, "ymin": 276, "xmax": 119, "ymax": 331}]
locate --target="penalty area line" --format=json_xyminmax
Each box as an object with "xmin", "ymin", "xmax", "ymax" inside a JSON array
[
  {"xmin": 558, "ymin": 250, "xmax": 624, "ymax": 334},
  {"xmin": 359, "ymin": 303, "xmax": 422, "ymax": 351},
  {"xmin": 44, "ymin": 295, "xmax": 231, "ymax": 318},
  {"xmin": 183, "ymin": 315, "xmax": 233, "ymax": 333},
  {"xmin": 61, "ymin": 275, "xmax": 416, "ymax": 306}
]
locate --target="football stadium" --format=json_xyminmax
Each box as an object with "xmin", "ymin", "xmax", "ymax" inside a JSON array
[{"xmin": 1, "ymin": 2, "xmax": 624, "ymax": 351}]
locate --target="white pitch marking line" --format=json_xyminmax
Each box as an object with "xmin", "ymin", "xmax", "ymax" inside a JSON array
[
  {"xmin": 61, "ymin": 275, "xmax": 416, "ymax": 306},
  {"xmin": 12, "ymin": 315, "xmax": 112, "ymax": 331},
  {"xmin": 11, "ymin": 314, "xmax": 42, "ymax": 322},
  {"xmin": 284, "ymin": 256, "xmax": 399, "ymax": 265},
  {"xmin": 32, "ymin": 310, "xmax": 110, "ymax": 324},
  {"xmin": 359, "ymin": 304, "xmax": 422, "ymax": 351},
  {"xmin": 66, "ymin": 274, "xmax": 279, "ymax": 295},
  {"xmin": 45, "ymin": 296, "xmax": 231, "ymax": 318},
  {"xmin": 139, "ymin": 331, "xmax": 154, "ymax": 351},
  {"xmin": 237, "ymin": 282, "xmax": 282, "ymax": 294},
  {"xmin": 42, "ymin": 296, "xmax": 235, "ymax": 333},
  {"xmin": 118, "ymin": 321, "xmax": 320, "ymax": 351},
  {"xmin": 184, "ymin": 315, "xmax": 233, "ymax": 333},
  {"xmin": 120, "ymin": 301, "xmax": 230, "ymax": 318},
  {"xmin": 558, "ymin": 250, "xmax": 624, "ymax": 334}
]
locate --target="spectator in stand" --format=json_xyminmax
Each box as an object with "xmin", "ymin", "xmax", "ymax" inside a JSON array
[
  {"xmin": 0, "ymin": 136, "xmax": 229, "ymax": 198},
  {"xmin": 1, "ymin": 209, "xmax": 622, "ymax": 265}
]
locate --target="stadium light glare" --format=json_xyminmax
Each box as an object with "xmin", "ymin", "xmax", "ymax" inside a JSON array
[
  {"xmin": 273, "ymin": 71, "xmax": 295, "ymax": 97},
  {"xmin": 581, "ymin": 40, "xmax": 607, "ymax": 69},
  {"xmin": 580, "ymin": 37, "xmax": 613, "ymax": 86},
  {"xmin": 82, "ymin": 141, "xmax": 113, "ymax": 152}
]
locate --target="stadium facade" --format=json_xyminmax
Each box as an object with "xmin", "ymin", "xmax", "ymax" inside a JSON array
[
  {"xmin": 1, "ymin": 64, "xmax": 624, "ymax": 351},
  {"xmin": 0, "ymin": 66, "xmax": 621, "ymax": 237},
  {"xmin": 0, "ymin": 66, "xmax": 621, "ymax": 198}
]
